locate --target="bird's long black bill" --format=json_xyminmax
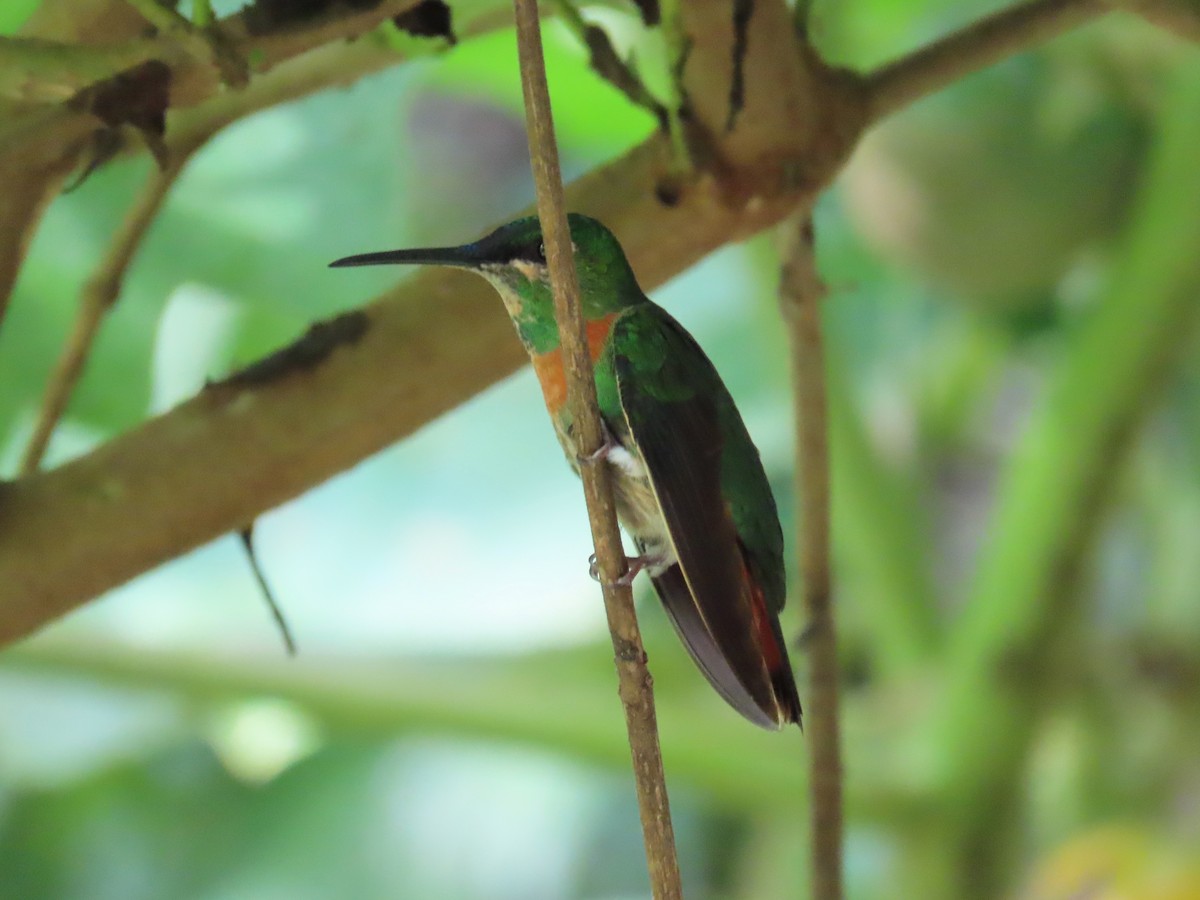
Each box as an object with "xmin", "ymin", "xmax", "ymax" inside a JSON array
[{"xmin": 328, "ymin": 245, "xmax": 481, "ymax": 269}]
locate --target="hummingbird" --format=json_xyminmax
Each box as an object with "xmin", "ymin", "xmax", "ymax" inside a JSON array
[{"xmin": 330, "ymin": 214, "xmax": 801, "ymax": 729}]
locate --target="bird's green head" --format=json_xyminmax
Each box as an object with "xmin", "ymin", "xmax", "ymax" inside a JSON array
[{"xmin": 330, "ymin": 214, "xmax": 643, "ymax": 354}]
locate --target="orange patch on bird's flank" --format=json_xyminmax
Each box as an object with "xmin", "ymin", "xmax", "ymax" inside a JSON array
[{"xmin": 531, "ymin": 314, "xmax": 617, "ymax": 414}]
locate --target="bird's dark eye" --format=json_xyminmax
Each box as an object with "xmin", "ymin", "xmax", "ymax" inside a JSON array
[{"xmin": 510, "ymin": 240, "xmax": 546, "ymax": 267}]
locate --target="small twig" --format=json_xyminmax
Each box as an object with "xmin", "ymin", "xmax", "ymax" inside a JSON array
[
  {"xmin": 549, "ymin": 0, "xmax": 668, "ymax": 126},
  {"xmin": 656, "ymin": 0, "xmax": 694, "ymax": 175},
  {"xmin": 238, "ymin": 526, "xmax": 297, "ymax": 656},
  {"xmin": 779, "ymin": 214, "xmax": 842, "ymax": 899},
  {"xmin": 20, "ymin": 148, "xmax": 194, "ymax": 475},
  {"xmin": 511, "ymin": 0, "xmax": 683, "ymax": 897},
  {"xmin": 864, "ymin": 0, "xmax": 1109, "ymax": 123}
]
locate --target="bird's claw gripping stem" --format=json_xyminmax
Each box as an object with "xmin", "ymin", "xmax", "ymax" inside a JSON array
[
  {"xmin": 578, "ymin": 421, "xmax": 618, "ymax": 466},
  {"xmin": 589, "ymin": 553, "xmax": 647, "ymax": 588}
]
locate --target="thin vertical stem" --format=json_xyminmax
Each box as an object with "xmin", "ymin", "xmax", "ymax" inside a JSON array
[
  {"xmin": 779, "ymin": 214, "xmax": 842, "ymax": 899},
  {"xmin": 21, "ymin": 150, "xmax": 193, "ymax": 474},
  {"xmin": 510, "ymin": 1, "xmax": 683, "ymax": 897}
]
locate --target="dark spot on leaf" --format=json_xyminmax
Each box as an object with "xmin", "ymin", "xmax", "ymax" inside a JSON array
[
  {"xmin": 629, "ymin": 0, "xmax": 659, "ymax": 26},
  {"xmin": 215, "ymin": 311, "xmax": 370, "ymax": 389},
  {"xmin": 726, "ymin": 0, "xmax": 753, "ymax": 132},
  {"xmin": 393, "ymin": 0, "xmax": 456, "ymax": 44}
]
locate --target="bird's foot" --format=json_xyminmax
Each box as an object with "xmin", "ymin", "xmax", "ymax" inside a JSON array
[
  {"xmin": 578, "ymin": 421, "xmax": 618, "ymax": 467},
  {"xmin": 588, "ymin": 552, "xmax": 651, "ymax": 587}
]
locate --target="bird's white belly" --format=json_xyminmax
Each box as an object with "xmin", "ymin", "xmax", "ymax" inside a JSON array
[
  {"xmin": 605, "ymin": 444, "xmax": 645, "ymax": 478},
  {"xmin": 552, "ymin": 418, "xmax": 676, "ymax": 573},
  {"xmin": 606, "ymin": 453, "xmax": 676, "ymax": 575}
]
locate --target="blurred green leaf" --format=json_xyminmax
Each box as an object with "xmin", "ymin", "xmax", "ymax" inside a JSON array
[
  {"xmin": 0, "ymin": 0, "xmax": 38, "ymax": 35},
  {"xmin": 423, "ymin": 24, "xmax": 657, "ymax": 154},
  {"xmin": 931, "ymin": 54, "xmax": 1200, "ymax": 890}
]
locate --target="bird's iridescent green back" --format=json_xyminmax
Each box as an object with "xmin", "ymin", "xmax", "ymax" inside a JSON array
[{"xmin": 600, "ymin": 303, "xmax": 787, "ymax": 611}]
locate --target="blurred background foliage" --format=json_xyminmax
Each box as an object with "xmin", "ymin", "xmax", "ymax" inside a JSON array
[{"xmin": 2, "ymin": 0, "xmax": 1199, "ymax": 898}]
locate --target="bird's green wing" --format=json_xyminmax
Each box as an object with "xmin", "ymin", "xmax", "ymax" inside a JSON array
[{"xmin": 607, "ymin": 303, "xmax": 796, "ymax": 727}]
